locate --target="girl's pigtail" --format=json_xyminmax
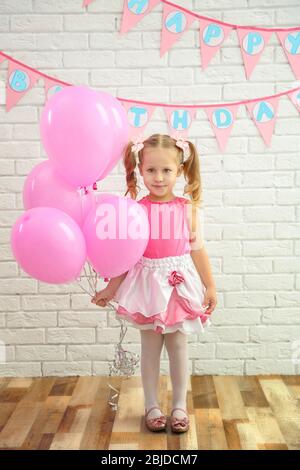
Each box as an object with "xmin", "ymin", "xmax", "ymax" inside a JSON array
[
  {"xmin": 182, "ymin": 140, "xmax": 202, "ymax": 207},
  {"xmin": 123, "ymin": 142, "xmax": 141, "ymax": 200}
]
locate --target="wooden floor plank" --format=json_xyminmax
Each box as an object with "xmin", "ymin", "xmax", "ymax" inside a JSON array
[
  {"xmin": 259, "ymin": 377, "xmax": 300, "ymax": 450},
  {"xmin": 213, "ymin": 376, "xmax": 248, "ymax": 420},
  {"xmin": 0, "ymin": 374, "xmax": 298, "ymax": 450}
]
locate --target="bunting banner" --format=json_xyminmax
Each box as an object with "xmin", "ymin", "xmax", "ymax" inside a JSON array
[
  {"xmin": 288, "ymin": 87, "xmax": 300, "ymax": 113},
  {"xmin": 1, "ymin": 51, "xmax": 300, "ymax": 152},
  {"xmin": 115, "ymin": 0, "xmax": 300, "ymax": 80},
  {"xmin": 160, "ymin": 2, "xmax": 197, "ymax": 57},
  {"xmin": 245, "ymin": 96, "xmax": 280, "ymax": 147},
  {"xmin": 6, "ymin": 59, "xmax": 40, "ymax": 112},
  {"xmin": 205, "ymin": 104, "xmax": 239, "ymax": 153},
  {"xmin": 82, "ymin": 0, "xmax": 95, "ymax": 7},
  {"xmin": 120, "ymin": 0, "xmax": 160, "ymax": 35},
  {"xmin": 120, "ymin": 100, "xmax": 157, "ymax": 138},
  {"xmin": 164, "ymin": 106, "xmax": 197, "ymax": 139},
  {"xmin": 236, "ymin": 28, "xmax": 273, "ymax": 80}
]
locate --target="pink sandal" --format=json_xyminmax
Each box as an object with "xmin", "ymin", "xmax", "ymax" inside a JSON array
[
  {"xmin": 145, "ymin": 406, "xmax": 167, "ymax": 432},
  {"xmin": 170, "ymin": 408, "xmax": 190, "ymax": 433}
]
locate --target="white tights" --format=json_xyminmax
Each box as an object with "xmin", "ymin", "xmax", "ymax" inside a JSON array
[{"xmin": 140, "ymin": 329, "xmax": 189, "ymax": 419}]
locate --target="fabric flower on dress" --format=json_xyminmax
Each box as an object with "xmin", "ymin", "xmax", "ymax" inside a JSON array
[{"xmin": 168, "ymin": 270, "xmax": 185, "ymax": 287}]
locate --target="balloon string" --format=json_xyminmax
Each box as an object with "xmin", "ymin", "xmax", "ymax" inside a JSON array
[
  {"xmin": 79, "ymin": 186, "xmax": 84, "ymax": 227},
  {"xmin": 87, "ymin": 262, "xmax": 94, "ymax": 284},
  {"xmin": 76, "ymin": 271, "xmax": 140, "ymax": 412},
  {"xmin": 94, "ymin": 271, "xmax": 98, "ymax": 292},
  {"xmin": 106, "ymin": 311, "xmax": 140, "ymax": 411},
  {"xmin": 77, "ymin": 282, "xmax": 93, "ymax": 297},
  {"xmin": 87, "ymin": 263, "xmax": 98, "ymax": 294},
  {"xmin": 83, "ymin": 265, "xmax": 95, "ymax": 295}
]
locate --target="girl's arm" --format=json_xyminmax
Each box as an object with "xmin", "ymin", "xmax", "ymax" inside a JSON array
[
  {"xmin": 190, "ymin": 247, "xmax": 215, "ymax": 288},
  {"xmin": 191, "ymin": 247, "xmax": 217, "ymax": 315},
  {"xmin": 106, "ymin": 271, "xmax": 129, "ymax": 293},
  {"xmin": 186, "ymin": 201, "xmax": 215, "ymax": 288},
  {"xmin": 91, "ymin": 271, "xmax": 128, "ymax": 306},
  {"xmin": 186, "ymin": 201, "xmax": 217, "ymax": 314}
]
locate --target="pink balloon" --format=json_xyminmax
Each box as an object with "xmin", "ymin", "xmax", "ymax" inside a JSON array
[
  {"xmin": 11, "ymin": 207, "xmax": 86, "ymax": 284},
  {"xmin": 23, "ymin": 160, "xmax": 95, "ymax": 227},
  {"xmin": 82, "ymin": 195, "xmax": 149, "ymax": 278},
  {"xmin": 95, "ymin": 92, "xmax": 129, "ymax": 179},
  {"xmin": 40, "ymin": 85, "xmax": 117, "ymax": 188}
]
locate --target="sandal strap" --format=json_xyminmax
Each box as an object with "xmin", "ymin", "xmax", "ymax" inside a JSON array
[
  {"xmin": 145, "ymin": 406, "xmax": 163, "ymax": 418},
  {"xmin": 171, "ymin": 407, "xmax": 188, "ymax": 416}
]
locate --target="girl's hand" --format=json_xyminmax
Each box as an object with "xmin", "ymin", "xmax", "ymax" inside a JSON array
[
  {"xmin": 91, "ymin": 287, "xmax": 114, "ymax": 308},
  {"xmin": 202, "ymin": 286, "xmax": 217, "ymax": 315}
]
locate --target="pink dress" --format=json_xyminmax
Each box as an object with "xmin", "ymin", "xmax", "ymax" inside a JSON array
[{"xmin": 112, "ymin": 195, "xmax": 211, "ymax": 335}]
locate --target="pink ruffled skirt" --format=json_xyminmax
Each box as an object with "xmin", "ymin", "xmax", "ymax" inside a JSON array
[{"xmin": 112, "ymin": 253, "xmax": 212, "ymax": 335}]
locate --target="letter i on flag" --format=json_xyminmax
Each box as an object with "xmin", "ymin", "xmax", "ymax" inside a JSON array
[
  {"xmin": 44, "ymin": 78, "xmax": 66, "ymax": 102},
  {"xmin": 120, "ymin": 0, "xmax": 160, "ymax": 35}
]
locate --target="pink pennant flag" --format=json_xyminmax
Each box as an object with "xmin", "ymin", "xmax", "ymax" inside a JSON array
[
  {"xmin": 288, "ymin": 88, "xmax": 300, "ymax": 113},
  {"xmin": 6, "ymin": 60, "xmax": 40, "ymax": 112},
  {"xmin": 120, "ymin": 100, "xmax": 156, "ymax": 138},
  {"xmin": 199, "ymin": 18, "xmax": 233, "ymax": 70},
  {"xmin": 205, "ymin": 104, "xmax": 239, "ymax": 152},
  {"xmin": 237, "ymin": 27, "xmax": 273, "ymax": 79},
  {"xmin": 164, "ymin": 107, "xmax": 197, "ymax": 138},
  {"xmin": 0, "ymin": 53, "xmax": 7, "ymax": 65},
  {"xmin": 120, "ymin": 0, "xmax": 160, "ymax": 35},
  {"xmin": 160, "ymin": 3, "xmax": 197, "ymax": 57},
  {"xmin": 82, "ymin": 0, "xmax": 95, "ymax": 7},
  {"xmin": 44, "ymin": 78, "xmax": 67, "ymax": 102},
  {"xmin": 246, "ymin": 96, "xmax": 280, "ymax": 147},
  {"xmin": 277, "ymin": 30, "xmax": 300, "ymax": 79}
]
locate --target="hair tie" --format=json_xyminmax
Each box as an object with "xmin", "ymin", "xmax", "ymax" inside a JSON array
[
  {"xmin": 130, "ymin": 132, "xmax": 191, "ymax": 163},
  {"xmin": 131, "ymin": 134, "xmax": 146, "ymax": 155},
  {"xmin": 170, "ymin": 131, "xmax": 191, "ymax": 162}
]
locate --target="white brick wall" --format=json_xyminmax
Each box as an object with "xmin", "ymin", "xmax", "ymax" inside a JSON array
[{"xmin": 0, "ymin": 0, "xmax": 300, "ymax": 377}]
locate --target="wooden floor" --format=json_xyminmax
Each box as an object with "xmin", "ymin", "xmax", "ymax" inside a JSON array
[{"xmin": 0, "ymin": 375, "xmax": 299, "ymax": 450}]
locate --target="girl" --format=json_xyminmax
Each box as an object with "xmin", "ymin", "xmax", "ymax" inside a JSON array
[{"xmin": 92, "ymin": 133, "xmax": 217, "ymax": 433}]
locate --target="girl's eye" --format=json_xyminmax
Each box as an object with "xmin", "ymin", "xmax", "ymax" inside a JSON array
[{"xmin": 147, "ymin": 169, "xmax": 171, "ymax": 172}]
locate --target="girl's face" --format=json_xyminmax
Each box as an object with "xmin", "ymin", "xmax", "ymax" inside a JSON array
[{"xmin": 138, "ymin": 146, "xmax": 183, "ymax": 199}]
